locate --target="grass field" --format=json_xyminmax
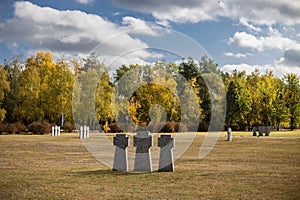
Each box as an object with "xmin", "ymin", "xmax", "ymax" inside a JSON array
[{"xmin": 0, "ymin": 131, "xmax": 299, "ymax": 199}]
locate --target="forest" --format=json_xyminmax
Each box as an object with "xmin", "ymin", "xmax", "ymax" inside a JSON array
[{"xmin": 0, "ymin": 51, "xmax": 299, "ymax": 133}]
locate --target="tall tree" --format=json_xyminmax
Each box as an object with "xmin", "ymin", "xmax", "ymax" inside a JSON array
[
  {"xmin": 2, "ymin": 56, "xmax": 23, "ymax": 122},
  {"xmin": 271, "ymin": 78, "xmax": 289, "ymax": 130},
  {"xmin": 95, "ymin": 72, "xmax": 114, "ymax": 124},
  {"xmin": 284, "ymin": 73, "xmax": 300, "ymax": 130},
  {"xmin": 226, "ymin": 71, "xmax": 252, "ymax": 130},
  {"xmin": 0, "ymin": 65, "xmax": 10, "ymax": 121}
]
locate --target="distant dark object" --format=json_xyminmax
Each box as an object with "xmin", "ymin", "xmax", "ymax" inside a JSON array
[{"xmin": 253, "ymin": 126, "xmax": 270, "ymax": 136}]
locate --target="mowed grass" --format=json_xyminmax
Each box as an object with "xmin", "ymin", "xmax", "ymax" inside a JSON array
[{"xmin": 0, "ymin": 131, "xmax": 299, "ymax": 199}]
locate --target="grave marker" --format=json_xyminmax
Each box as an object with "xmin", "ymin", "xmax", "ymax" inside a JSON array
[
  {"xmin": 133, "ymin": 131, "xmax": 152, "ymax": 172},
  {"xmin": 253, "ymin": 127, "xmax": 257, "ymax": 136},
  {"xmin": 113, "ymin": 134, "xmax": 129, "ymax": 172},
  {"xmin": 258, "ymin": 126, "xmax": 270, "ymax": 136},
  {"xmin": 158, "ymin": 135, "xmax": 174, "ymax": 172}
]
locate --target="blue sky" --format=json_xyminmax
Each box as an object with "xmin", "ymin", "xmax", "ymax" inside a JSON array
[{"xmin": 0, "ymin": 0, "xmax": 299, "ymax": 76}]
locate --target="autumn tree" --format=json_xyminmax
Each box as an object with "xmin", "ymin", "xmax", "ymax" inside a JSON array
[
  {"xmin": 284, "ymin": 73, "xmax": 300, "ymax": 130},
  {"xmin": 226, "ymin": 71, "xmax": 252, "ymax": 130}
]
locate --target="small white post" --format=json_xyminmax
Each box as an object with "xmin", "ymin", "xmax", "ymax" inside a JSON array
[
  {"xmin": 87, "ymin": 126, "xmax": 90, "ymax": 138},
  {"xmin": 55, "ymin": 126, "xmax": 58, "ymax": 136},
  {"xmin": 80, "ymin": 126, "xmax": 83, "ymax": 138},
  {"xmin": 52, "ymin": 126, "xmax": 54, "ymax": 136}
]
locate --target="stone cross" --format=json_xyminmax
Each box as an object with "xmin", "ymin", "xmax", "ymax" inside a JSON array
[
  {"xmin": 133, "ymin": 131, "xmax": 152, "ymax": 172},
  {"xmin": 113, "ymin": 134, "xmax": 129, "ymax": 172},
  {"xmin": 158, "ymin": 135, "xmax": 174, "ymax": 172}
]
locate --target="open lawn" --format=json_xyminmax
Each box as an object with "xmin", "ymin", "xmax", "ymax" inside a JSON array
[{"xmin": 0, "ymin": 131, "xmax": 299, "ymax": 199}]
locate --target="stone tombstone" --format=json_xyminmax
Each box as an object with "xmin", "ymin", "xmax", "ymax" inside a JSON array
[
  {"xmin": 258, "ymin": 126, "xmax": 270, "ymax": 136},
  {"xmin": 113, "ymin": 134, "xmax": 129, "ymax": 172},
  {"xmin": 133, "ymin": 131, "xmax": 153, "ymax": 172},
  {"xmin": 158, "ymin": 135, "xmax": 174, "ymax": 172},
  {"xmin": 227, "ymin": 127, "xmax": 232, "ymax": 141},
  {"xmin": 252, "ymin": 127, "xmax": 257, "ymax": 136}
]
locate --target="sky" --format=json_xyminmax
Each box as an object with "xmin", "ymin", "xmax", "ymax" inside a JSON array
[{"xmin": 0, "ymin": 0, "xmax": 300, "ymax": 76}]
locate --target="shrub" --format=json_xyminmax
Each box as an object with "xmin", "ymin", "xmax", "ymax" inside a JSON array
[
  {"xmin": 109, "ymin": 123, "xmax": 123, "ymax": 133},
  {"xmin": 0, "ymin": 123, "xmax": 7, "ymax": 134},
  {"xmin": 6, "ymin": 123, "xmax": 18, "ymax": 134},
  {"xmin": 160, "ymin": 121, "xmax": 180, "ymax": 133},
  {"xmin": 0, "ymin": 122, "xmax": 26, "ymax": 134},
  {"xmin": 14, "ymin": 122, "xmax": 27, "ymax": 134},
  {"xmin": 63, "ymin": 122, "xmax": 75, "ymax": 133},
  {"xmin": 28, "ymin": 121, "xmax": 51, "ymax": 134}
]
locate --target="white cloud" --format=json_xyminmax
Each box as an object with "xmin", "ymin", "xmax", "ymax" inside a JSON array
[
  {"xmin": 113, "ymin": 0, "xmax": 300, "ymax": 26},
  {"xmin": 223, "ymin": 0, "xmax": 300, "ymax": 26},
  {"xmin": 75, "ymin": 0, "xmax": 94, "ymax": 5},
  {"xmin": 113, "ymin": 0, "xmax": 221, "ymax": 23},
  {"xmin": 121, "ymin": 16, "xmax": 160, "ymax": 36},
  {"xmin": 228, "ymin": 31, "xmax": 297, "ymax": 51},
  {"xmin": 276, "ymin": 44, "xmax": 300, "ymax": 67},
  {"xmin": 0, "ymin": 1, "xmax": 164, "ymax": 69},
  {"xmin": 220, "ymin": 63, "xmax": 300, "ymax": 77},
  {"xmin": 239, "ymin": 18, "xmax": 261, "ymax": 32},
  {"xmin": 224, "ymin": 52, "xmax": 252, "ymax": 58}
]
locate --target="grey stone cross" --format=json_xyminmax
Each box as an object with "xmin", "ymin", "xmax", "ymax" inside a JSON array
[
  {"xmin": 113, "ymin": 134, "xmax": 129, "ymax": 172},
  {"xmin": 133, "ymin": 131, "xmax": 152, "ymax": 172},
  {"xmin": 158, "ymin": 135, "xmax": 174, "ymax": 172}
]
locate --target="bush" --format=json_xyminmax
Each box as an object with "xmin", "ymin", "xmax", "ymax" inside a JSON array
[
  {"xmin": 63, "ymin": 122, "xmax": 75, "ymax": 133},
  {"xmin": 160, "ymin": 121, "xmax": 180, "ymax": 133},
  {"xmin": 0, "ymin": 122, "xmax": 26, "ymax": 134},
  {"xmin": 28, "ymin": 121, "xmax": 51, "ymax": 134},
  {"xmin": 14, "ymin": 122, "xmax": 27, "ymax": 134},
  {"xmin": 0, "ymin": 123, "xmax": 7, "ymax": 134},
  {"xmin": 109, "ymin": 123, "xmax": 123, "ymax": 133}
]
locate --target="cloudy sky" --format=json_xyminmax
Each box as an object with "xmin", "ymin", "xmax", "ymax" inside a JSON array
[{"xmin": 0, "ymin": 0, "xmax": 299, "ymax": 76}]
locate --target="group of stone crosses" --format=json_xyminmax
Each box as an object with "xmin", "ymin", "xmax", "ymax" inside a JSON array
[
  {"xmin": 113, "ymin": 131, "xmax": 174, "ymax": 172},
  {"xmin": 253, "ymin": 126, "xmax": 271, "ymax": 136}
]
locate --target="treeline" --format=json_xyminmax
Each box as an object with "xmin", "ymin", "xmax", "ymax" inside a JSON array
[{"xmin": 0, "ymin": 51, "xmax": 299, "ymax": 133}]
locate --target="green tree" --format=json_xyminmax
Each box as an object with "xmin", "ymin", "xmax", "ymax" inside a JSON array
[
  {"xmin": 283, "ymin": 73, "xmax": 300, "ymax": 130},
  {"xmin": 271, "ymin": 78, "xmax": 289, "ymax": 130},
  {"xmin": 95, "ymin": 72, "xmax": 114, "ymax": 124},
  {"xmin": 2, "ymin": 56, "xmax": 23, "ymax": 122},
  {"xmin": 0, "ymin": 65, "xmax": 10, "ymax": 121},
  {"xmin": 226, "ymin": 71, "xmax": 252, "ymax": 130},
  {"xmin": 73, "ymin": 53, "xmax": 106, "ymax": 130}
]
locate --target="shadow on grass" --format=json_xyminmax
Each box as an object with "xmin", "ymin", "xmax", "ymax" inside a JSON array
[{"xmin": 72, "ymin": 169, "xmax": 163, "ymax": 177}]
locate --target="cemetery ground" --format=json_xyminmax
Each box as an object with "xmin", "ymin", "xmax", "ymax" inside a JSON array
[{"xmin": 0, "ymin": 131, "xmax": 299, "ymax": 199}]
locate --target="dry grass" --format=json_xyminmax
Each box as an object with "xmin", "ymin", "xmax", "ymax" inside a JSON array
[{"xmin": 0, "ymin": 131, "xmax": 299, "ymax": 199}]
